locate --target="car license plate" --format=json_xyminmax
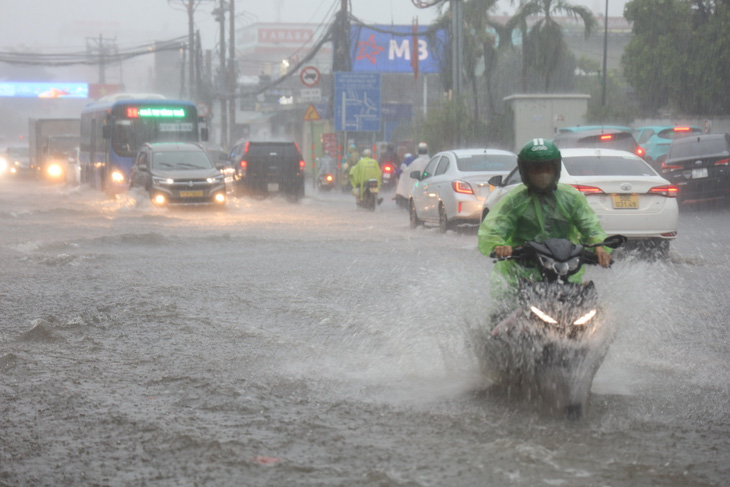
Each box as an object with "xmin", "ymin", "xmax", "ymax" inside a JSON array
[
  {"xmin": 180, "ymin": 190, "xmax": 204, "ymax": 198},
  {"xmin": 268, "ymin": 183, "xmax": 279, "ymax": 192},
  {"xmin": 692, "ymin": 168, "xmax": 708, "ymax": 179},
  {"xmin": 612, "ymin": 193, "xmax": 639, "ymax": 209}
]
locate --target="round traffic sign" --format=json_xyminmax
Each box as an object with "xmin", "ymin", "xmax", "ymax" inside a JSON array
[{"xmin": 300, "ymin": 66, "xmax": 321, "ymax": 87}]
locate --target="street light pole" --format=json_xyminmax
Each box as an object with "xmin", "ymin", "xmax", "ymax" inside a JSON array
[{"xmin": 601, "ymin": 0, "xmax": 608, "ymax": 107}]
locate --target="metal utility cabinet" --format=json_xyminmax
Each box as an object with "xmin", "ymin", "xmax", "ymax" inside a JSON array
[{"xmin": 505, "ymin": 94, "xmax": 590, "ymax": 151}]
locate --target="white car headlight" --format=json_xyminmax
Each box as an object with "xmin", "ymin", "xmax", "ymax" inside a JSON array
[{"xmin": 153, "ymin": 177, "xmax": 174, "ymax": 185}]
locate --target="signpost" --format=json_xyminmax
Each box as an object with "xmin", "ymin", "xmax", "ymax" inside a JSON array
[
  {"xmin": 334, "ymin": 72, "xmax": 381, "ymax": 132},
  {"xmin": 300, "ymin": 66, "xmax": 321, "ymax": 87}
]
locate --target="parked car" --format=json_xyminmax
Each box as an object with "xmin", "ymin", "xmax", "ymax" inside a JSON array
[
  {"xmin": 2, "ymin": 146, "xmax": 32, "ymax": 177},
  {"xmin": 409, "ymin": 148, "xmax": 517, "ymax": 232},
  {"xmin": 129, "ymin": 142, "xmax": 227, "ymax": 207},
  {"xmin": 553, "ymin": 128, "xmax": 646, "ymax": 159},
  {"xmin": 484, "ymin": 148, "xmax": 679, "ymax": 253},
  {"xmin": 227, "ymin": 140, "xmax": 305, "ymax": 201},
  {"xmin": 633, "ymin": 125, "xmax": 703, "ymax": 169},
  {"xmin": 661, "ymin": 133, "xmax": 730, "ymax": 204}
]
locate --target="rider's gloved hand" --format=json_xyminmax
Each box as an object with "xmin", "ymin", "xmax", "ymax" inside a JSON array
[
  {"xmin": 595, "ymin": 246, "xmax": 611, "ymax": 268},
  {"xmin": 494, "ymin": 245, "xmax": 513, "ymax": 258}
]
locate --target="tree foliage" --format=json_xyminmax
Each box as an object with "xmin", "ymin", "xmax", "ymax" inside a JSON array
[
  {"xmin": 511, "ymin": 0, "xmax": 597, "ymax": 91},
  {"xmin": 623, "ymin": 0, "xmax": 730, "ymax": 114}
]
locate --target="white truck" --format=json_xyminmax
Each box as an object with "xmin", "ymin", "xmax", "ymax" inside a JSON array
[{"xmin": 28, "ymin": 118, "xmax": 80, "ymax": 181}]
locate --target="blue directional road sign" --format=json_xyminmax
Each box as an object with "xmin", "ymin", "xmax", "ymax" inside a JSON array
[{"xmin": 334, "ymin": 72, "xmax": 381, "ymax": 132}]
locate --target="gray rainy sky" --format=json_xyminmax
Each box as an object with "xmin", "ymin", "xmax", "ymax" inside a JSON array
[{"xmin": 1, "ymin": 0, "xmax": 629, "ymax": 51}]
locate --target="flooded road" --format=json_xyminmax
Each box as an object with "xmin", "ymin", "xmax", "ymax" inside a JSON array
[{"xmin": 1, "ymin": 178, "xmax": 728, "ymax": 486}]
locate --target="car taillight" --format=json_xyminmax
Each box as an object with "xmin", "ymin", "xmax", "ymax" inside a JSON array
[
  {"xmin": 299, "ymin": 160, "xmax": 306, "ymax": 169},
  {"xmin": 673, "ymin": 127, "xmax": 691, "ymax": 132},
  {"xmin": 239, "ymin": 160, "xmax": 248, "ymax": 170},
  {"xmin": 661, "ymin": 162, "xmax": 683, "ymax": 173},
  {"xmin": 714, "ymin": 158, "xmax": 729, "ymax": 166},
  {"xmin": 452, "ymin": 180, "xmax": 474, "ymax": 194},
  {"xmin": 599, "ymin": 134, "xmax": 613, "ymax": 141},
  {"xmin": 383, "ymin": 164, "xmax": 394, "ymax": 173},
  {"xmin": 648, "ymin": 184, "xmax": 679, "ymax": 197},
  {"xmin": 636, "ymin": 146, "xmax": 645, "ymax": 158},
  {"xmin": 571, "ymin": 184, "xmax": 604, "ymax": 194}
]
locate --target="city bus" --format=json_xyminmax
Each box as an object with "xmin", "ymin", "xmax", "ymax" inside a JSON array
[{"xmin": 80, "ymin": 94, "xmax": 207, "ymax": 194}]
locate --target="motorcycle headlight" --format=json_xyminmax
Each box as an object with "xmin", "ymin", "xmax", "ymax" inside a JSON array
[
  {"xmin": 530, "ymin": 306, "xmax": 558, "ymax": 324},
  {"xmin": 111, "ymin": 171, "xmax": 125, "ymax": 183},
  {"xmin": 572, "ymin": 309, "xmax": 597, "ymax": 326}
]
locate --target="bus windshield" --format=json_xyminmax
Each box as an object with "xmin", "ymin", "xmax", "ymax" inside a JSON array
[{"xmin": 111, "ymin": 105, "xmax": 198, "ymax": 157}]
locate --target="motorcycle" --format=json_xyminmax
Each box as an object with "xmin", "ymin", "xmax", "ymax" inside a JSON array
[
  {"xmin": 317, "ymin": 172, "xmax": 336, "ymax": 192},
  {"xmin": 380, "ymin": 162, "xmax": 396, "ymax": 191},
  {"xmin": 355, "ymin": 178, "xmax": 381, "ymax": 211},
  {"xmin": 477, "ymin": 235, "xmax": 625, "ymax": 419}
]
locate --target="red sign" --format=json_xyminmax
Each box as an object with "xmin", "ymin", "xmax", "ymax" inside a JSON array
[
  {"xmin": 258, "ymin": 28, "xmax": 314, "ymax": 45},
  {"xmin": 300, "ymin": 66, "xmax": 320, "ymax": 87},
  {"xmin": 322, "ymin": 133, "xmax": 338, "ymax": 157}
]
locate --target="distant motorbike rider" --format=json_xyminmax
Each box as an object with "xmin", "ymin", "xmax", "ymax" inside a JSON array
[
  {"xmin": 317, "ymin": 151, "xmax": 337, "ymax": 179},
  {"xmin": 478, "ymin": 138, "xmax": 610, "ymax": 307},
  {"xmin": 349, "ymin": 149, "xmax": 383, "ymax": 204},
  {"xmin": 379, "ymin": 142, "xmax": 400, "ymax": 171},
  {"xmin": 341, "ymin": 144, "xmax": 360, "ymax": 192},
  {"xmin": 395, "ymin": 142, "xmax": 429, "ymax": 209},
  {"xmin": 396, "ymin": 152, "xmax": 415, "ymax": 178}
]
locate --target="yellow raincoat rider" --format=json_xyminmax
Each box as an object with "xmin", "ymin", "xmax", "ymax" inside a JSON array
[{"xmin": 348, "ymin": 148, "xmax": 382, "ymax": 200}]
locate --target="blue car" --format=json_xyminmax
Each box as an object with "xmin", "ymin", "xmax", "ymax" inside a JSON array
[
  {"xmin": 633, "ymin": 125, "xmax": 703, "ymax": 169},
  {"xmin": 556, "ymin": 125, "xmax": 632, "ymax": 135}
]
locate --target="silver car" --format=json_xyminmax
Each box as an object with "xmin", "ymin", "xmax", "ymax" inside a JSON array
[
  {"xmin": 409, "ymin": 148, "xmax": 517, "ymax": 232},
  {"xmin": 130, "ymin": 142, "xmax": 227, "ymax": 207}
]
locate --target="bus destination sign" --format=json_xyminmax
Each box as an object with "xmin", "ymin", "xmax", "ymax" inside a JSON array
[{"xmin": 126, "ymin": 107, "xmax": 186, "ymax": 118}]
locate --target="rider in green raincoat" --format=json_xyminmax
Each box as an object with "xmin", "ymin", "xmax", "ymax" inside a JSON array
[
  {"xmin": 478, "ymin": 139, "xmax": 610, "ymax": 307},
  {"xmin": 349, "ymin": 149, "xmax": 382, "ymax": 201}
]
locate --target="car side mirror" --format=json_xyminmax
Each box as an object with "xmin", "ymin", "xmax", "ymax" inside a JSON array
[
  {"xmin": 200, "ymin": 127, "xmax": 209, "ymax": 142},
  {"xmin": 601, "ymin": 235, "xmax": 627, "ymax": 249},
  {"xmin": 410, "ymin": 170, "xmax": 421, "ymax": 180},
  {"xmin": 102, "ymin": 125, "xmax": 110, "ymax": 139},
  {"xmin": 488, "ymin": 175, "xmax": 503, "ymax": 186}
]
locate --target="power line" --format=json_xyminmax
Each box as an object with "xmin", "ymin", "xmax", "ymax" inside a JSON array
[{"xmin": 0, "ymin": 36, "xmax": 188, "ymax": 66}]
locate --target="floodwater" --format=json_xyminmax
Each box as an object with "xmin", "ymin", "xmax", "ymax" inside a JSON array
[{"xmin": 1, "ymin": 177, "xmax": 728, "ymax": 486}]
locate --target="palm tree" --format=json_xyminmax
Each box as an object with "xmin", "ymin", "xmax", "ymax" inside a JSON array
[{"xmin": 511, "ymin": 0, "xmax": 597, "ymax": 91}]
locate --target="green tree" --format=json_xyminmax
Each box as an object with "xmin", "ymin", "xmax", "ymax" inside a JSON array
[
  {"xmin": 623, "ymin": 0, "xmax": 730, "ymax": 115},
  {"xmin": 511, "ymin": 0, "xmax": 597, "ymax": 91}
]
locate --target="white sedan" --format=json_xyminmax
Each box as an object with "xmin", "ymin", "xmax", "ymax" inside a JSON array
[
  {"xmin": 483, "ymin": 148, "xmax": 679, "ymax": 252},
  {"xmin": 409, "ymin": 148, "xmax": 517, "ymax": 232}
]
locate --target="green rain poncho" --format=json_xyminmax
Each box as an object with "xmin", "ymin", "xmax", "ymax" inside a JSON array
[
  {"xmin": 478, "ymin": 183, "xmax": 608, "ymax": 300},
  {"xmin": 349, "ymin": 156, "xmax": 382, "ymax": 199}
]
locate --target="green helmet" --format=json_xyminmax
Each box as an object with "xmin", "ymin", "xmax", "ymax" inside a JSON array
[{"xmin": 517, "ymin": 138, "xmax": 562, "ymax": 193}]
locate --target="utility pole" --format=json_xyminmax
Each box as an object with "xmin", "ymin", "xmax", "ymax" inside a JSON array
[
  {"xmin": 450, "ymin": 0, "xmax": 463, "ymax": 97},
  {"xmin": 601, "ymin": 0, "xmax": 609, "ymax": 107},
  {"xmin": 228, "ymin": 0, "xmax": 236, "ymax": 144},
  {"xmin": 86, "ymin": 35, "xmax": 117, "ymax": 84},
  {"xmin": 332, "ymin": 0, "xmax": 350, "ymax": 72},
  {"xmin": 214, "ymin": 0, "xmax": 228, "ymax": 148},
  {"xmin": 187, "ymin": 1, "xmax": 195, "ymax": 99}
]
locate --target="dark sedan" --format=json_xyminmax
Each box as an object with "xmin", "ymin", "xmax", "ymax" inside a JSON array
[{"xmin": 661, "ymin": 133, "xmax": 730, "ymax": 204}]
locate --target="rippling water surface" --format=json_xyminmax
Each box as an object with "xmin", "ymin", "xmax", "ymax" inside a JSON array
[{"xmin": 1, "ymin": 178, "xmax": 728, "ymax": 486}]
